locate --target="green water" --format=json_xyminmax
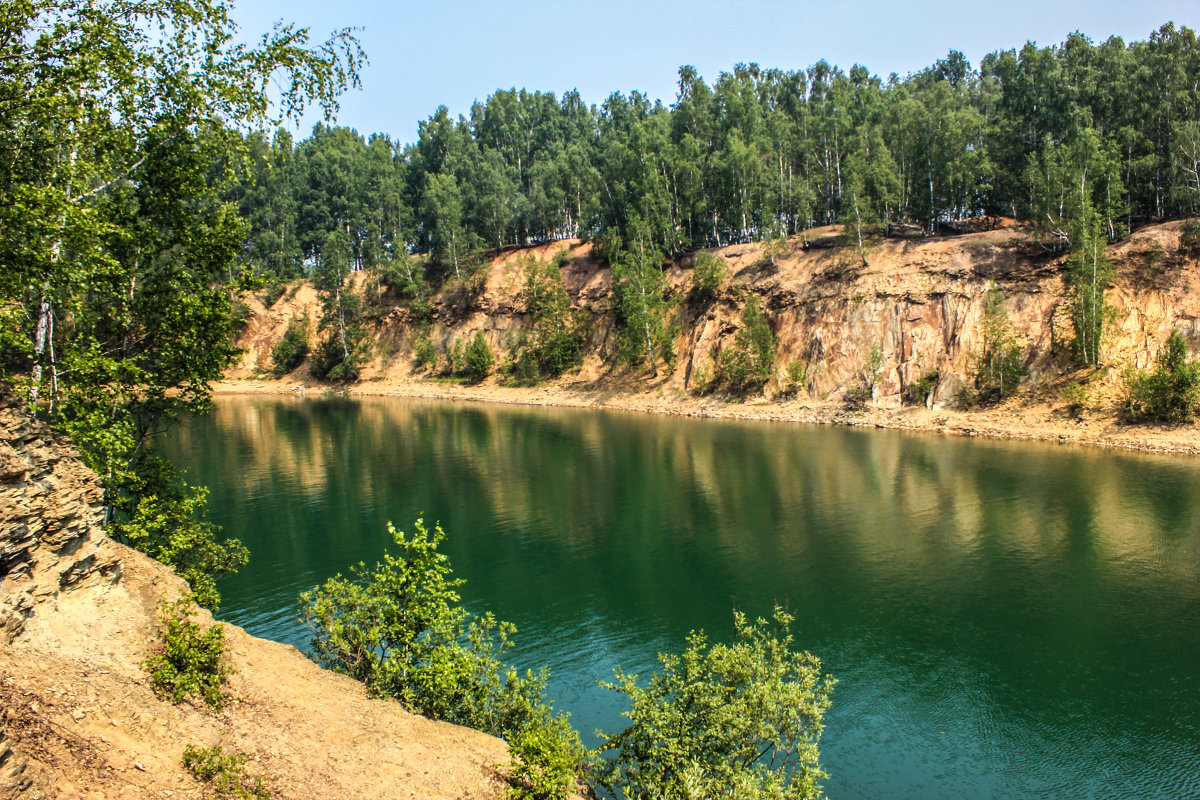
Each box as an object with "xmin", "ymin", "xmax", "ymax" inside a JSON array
[{"xmin": 161, "ymin": 395, "xmax": 1200, "ymax": 799}]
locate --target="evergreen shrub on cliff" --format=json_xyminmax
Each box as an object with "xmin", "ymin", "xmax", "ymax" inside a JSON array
[
  {"xmin": 713, "ymin": 295, "xmax": 776, "ymax": 394},
  {"xmin": 1126, "ymin": 330, "xmax": 1200, "ymax": 422},
  {"xmin": 270, "ymin": 314, "xmax": 310, "ymax": 376}
]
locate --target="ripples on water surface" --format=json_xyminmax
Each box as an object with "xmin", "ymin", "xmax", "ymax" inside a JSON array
[{"xmin": 162, "ymin": 396, "xmax": 1200, "ymax": 800}]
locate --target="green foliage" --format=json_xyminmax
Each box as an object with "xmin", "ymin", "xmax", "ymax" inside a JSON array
[
  {"xmin": 1135, "ymin": 240, "xmax": 1166, "ymax": 283},
  {"xmin": 1180, "ymin": 219, "xmax": 1200, "ymax": 256},
  {"xmin": 145, "ymin": 597, "xmax": 231, "ymax": 709},
  {"xmin": 1067, "ymin": 211, "xmax": 1117, "ymax": 367},
  {"xmin": 0, "ymin": 0, "xmax": 361, "ymax": 613},
  {"xmin": 182, "ymin": 745, "xmax": 270, "ymax": 800},
  {"xmin": 513, "ymin": 256, "xmax": 587, "ymax": 380},
  {"xmin": 229, "ymin": 300, "xmax": 254, "ymax": 337},
  {"xmin": 310, "ymin": 331, "xmax": 370, "ymax": 382},
  {"xmin": 504, "ymin": 348, "xmax": 543, "ymax": 387},
  {"xmin": 270, "ymin": 314, "xmax": 310, "ymax": 376},
  {"xmin": 443, "ymin": 339, "xmax": 466, "ymax": 376},
  {"xmin": 505, "ymin": 719, "xmax": 588, "ymax": 800},
  {"xmin": 780, "ymin": 360, "xmax": 808, "ymax": 398},
  {"xmin": 843, "ymin": 385, "xmax": 871, "ymax": 411},
  {"xmin": 1061, "ymin": 381, "xmax": 1090, "ymax": 418},
  {"xmin": 596, "ymin": 606, "xmax": 834, "ymax": 800},
  {"xmin": 412, "ymin": 328, "xmax": 439, "ymax": 371},
  {"xmin": 713, "ymin": 296, "xmax": 777, "ymax": 394},
  {"xmin": 862, "ymin": 345, "xmax": 885, "ymax": 393},
  {"xmin": 463, "ymin": 332, "xmax": 495, "ymax": 383},
  {"xmin": 180, "ymin": 25, "xmax": 1200, "ymax": 278},
  {"xmin": 311, "ymin": 229, "xmax": 370, "ymax": 382},
  {"xmin": 903, "ymin": 369, "xmax": 940, "ymax": 406},
  {"xmin": 610, "ymin": 222, "xmax": 676, "ymax": 371},
  {"xmin": 262, "ymin": 279, "xmax": 292, "ymax": 309},
  {"xmin": 299, "ymin": 519, "xmax": 588, "ymax": 794},
  {"xmin": 689, "ymin": 253, "xmax": 727, "ymax": 304},
  {"xmin": 1126, "ymin": 330, "xmax": 1200, "ymax": 422},
  {"xmin": 971, "ymin": 287, "xmax": 1026, "ymax": 404},
  {"xmin": 378, "ymin": 251, "xmax": 430, "ymax": 304},
  {"xmin": 689, "ymin": 362, "xmax": 713, "ymax": 396},
  {"xmin": 761, "ymin": 226, "xmax": 790, "ymax": 267},
  {"xmin": 109, "ymin": 461, "xmax": 248, "ymax": 611}
]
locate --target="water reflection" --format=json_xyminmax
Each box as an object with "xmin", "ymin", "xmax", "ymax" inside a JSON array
[{"xmin": 163, "ymin": 396, "xmax": 1200, "ymax": 800}]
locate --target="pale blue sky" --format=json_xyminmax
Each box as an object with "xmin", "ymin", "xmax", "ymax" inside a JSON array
[{"xmin": 230, "ymin": 0, "xmax": 1194, "ymax": 144}]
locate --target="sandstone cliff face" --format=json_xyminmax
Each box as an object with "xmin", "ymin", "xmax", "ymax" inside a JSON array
[
  {"xmin": 0, "ymin": 388, "xmax": 518, "ymax": 800},
  {"xmin": 231, "ymin": 222, "xmax": 1199, "ymax": 406},
  {"xmin": 1, "ymin": 388, "xmax": 124, "ymax": 799},
  {"xmin": 0, "ymin": 390, "xmax": 121, "ymax": 645}
]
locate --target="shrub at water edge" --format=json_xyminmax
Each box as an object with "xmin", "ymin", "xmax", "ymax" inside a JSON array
[
  {"xmin": 596, "ymin": 606, "xmax": 835, "ymax": 800},
  {"xmin": 299, "ymin": 519, "xmax": 588, "ymax": 799},
  {"xmin": 1126, "ymin": 330, "xmax": 1200, "ymax": 422}
]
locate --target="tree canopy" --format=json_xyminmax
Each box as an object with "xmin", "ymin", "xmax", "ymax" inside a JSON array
[
  {"xmin": 216, "ymin": 23, "xmax": 1197, "ymax": 287},
  {"xmin": 0, "ymin": 0, "xmax": 363, "ymax": 607}
]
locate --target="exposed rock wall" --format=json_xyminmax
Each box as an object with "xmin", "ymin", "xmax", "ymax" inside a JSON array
[
  {"xmin": 0, "ymin": 386, "xmax": 119, "ymax": 644},
  {"xmin": 0, "ymin": 384, "xmax": 122, "ymax": 800},
  {"xmin": 231, "ymin": 223, "xmax": 1200, "ymax": 405}
]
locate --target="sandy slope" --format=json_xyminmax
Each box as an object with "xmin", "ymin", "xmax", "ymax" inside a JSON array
[{"xmin": 0, "ymin": 390, "xmax": 520, "ymax": 800}]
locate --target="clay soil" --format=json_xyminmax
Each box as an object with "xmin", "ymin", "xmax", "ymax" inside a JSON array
[{"xmin": 1, "ymin": 538, "xmax": 516, "ymax": 800}]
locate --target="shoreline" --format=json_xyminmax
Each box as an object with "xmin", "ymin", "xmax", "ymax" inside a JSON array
[{"xmin": 212, "ymin": 377, "xmax": 1200, "ymax": 457}]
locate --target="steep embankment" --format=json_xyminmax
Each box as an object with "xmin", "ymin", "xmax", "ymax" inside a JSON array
[
  {"xmin": 0, "ymin": 388, "xmax": 517, "ymax": 799},
  {"xmin": 225, "ymin": 222, "xmax": 1200, "ymax": 454}
]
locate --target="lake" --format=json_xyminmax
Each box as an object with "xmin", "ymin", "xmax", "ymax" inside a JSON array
[{"xmin": 161, "ymin": 395, "xmax": 1200, "ymax": 800}]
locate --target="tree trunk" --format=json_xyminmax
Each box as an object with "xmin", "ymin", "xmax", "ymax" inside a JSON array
[{"xmin": 336, "ymin": 281, "xmax": 348, "ymax": 360}]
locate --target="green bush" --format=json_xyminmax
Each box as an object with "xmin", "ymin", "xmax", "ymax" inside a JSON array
[
  {"xmin": 442, "ymin": 339, "xmax": 465, "ymax": 376},
  {"xmin": 843, "ymin": 384, "xmax": 871, "ymax": 410},
  {"xmin": 713, "ymin": 295, "xmax": 776, "ymax": 394},
  {"xmin": 689, "ymin": 252, "xmax": 727, "ymax": 303},
  {"xmin": 1180, "ymin": 218, "xmax": 1200, "ymax": 256},
  {"xmin": 145, "ymin": 596, "xmax": 231, "ymax": 709},
  {"xmin": 182, "ymin": 745, "xmax": 270, "ymax": 799},
  {"xmin": 1126, "ymin": 330, "xmax": 1200, "ymax": 422},
  {"xmin": 972, "ymin": 288, "xmax": 1025, "ymax": 404},
  {"xmin": 229, "ymin": 299, "xmax": 253, "ymax": 335},
  {"xmin": 109, "ymin": 462, "xmax": 248, "ymax": 611},
  {"xmin": 1062, "ymin": 381, "xmax": 1090, "ymax": 418},
  {"xmin": 262, "ymin": 278, "xmax": 290, "ymax": 309},
  {"xmin": 310, "ymin": 329, "xmax": 370, "ymax": 383},
  {"xmin": 517, "ymin": 255, "xmax": 587, "ymax": 380},
  {"xmin": 412, "ymin": 329, "xmax": 438, "ymax": 372},
  {"xmin": 505, "ymin": 717, "xmax": 587, "ymax": 800},
  {"xmin": 596, "ymin": 606, "xmax": 834, "ymax": 800},
  {"xmin": 270, "ymin": 314, "xmax": 309, "ymax": 376},
  {"xmin": 463, "ymin": 331, "xmax": 494, "ymax": 383},
  {"xmin": 781, "ymin": 359, "xmax": 808, "ymax": 397},
  {"xmin": 505, "ymin": 347, "xmax": 542, "ymax": 387},
  {"xmin": 299, "ymin": 520, "xmax": 588, "ymax": 797},
  {"xmin": 903, "ymin": 369, "xmax": 940, "ymax": 406}
]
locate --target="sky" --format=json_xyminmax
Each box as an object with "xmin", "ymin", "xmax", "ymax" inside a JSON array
[{"xmin": 228, "ymin": 0, "xmax": 1195, "ymax": 145}]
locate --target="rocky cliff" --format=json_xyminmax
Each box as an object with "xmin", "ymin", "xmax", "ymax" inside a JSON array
[
  {"xmin": 231, "ymin": 222, "xmax": 1199, "ymax": 410},
  {"xmin": 0, "ymin": 387, "xmax": 519, "ymax": 800}
]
